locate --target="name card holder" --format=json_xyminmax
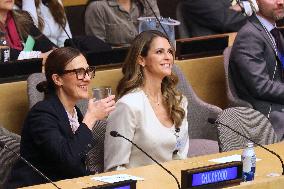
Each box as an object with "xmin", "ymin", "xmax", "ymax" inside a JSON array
[
  {"xmin": 181, "ymin": 161, "xmax": 242, "ymax": 189},
  {"xmin": 84, "ymin": 180, "xmax": 136, "ymax": 189}
]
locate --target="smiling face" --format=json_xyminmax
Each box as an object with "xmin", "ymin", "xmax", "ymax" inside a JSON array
[
  {"xmin": 257, "ymin": 0, "xmax": 284, "ymax": 22},
  {"xmin": 53, "ymin": 54, "xmax": 91, "ymax": 104},
  {"xmin": 139, "ymin": 36, "xmax": 174, "ymax": 80}
]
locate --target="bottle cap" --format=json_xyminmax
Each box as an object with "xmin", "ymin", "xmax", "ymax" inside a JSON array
[{"xmin": 247, "ymin": 142, "xmax": 254, "ymax": 147}]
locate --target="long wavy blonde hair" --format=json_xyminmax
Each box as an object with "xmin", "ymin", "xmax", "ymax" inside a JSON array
[{"xmin": 116, "ymin": 30, "xmax": 185, "ymax": 127}]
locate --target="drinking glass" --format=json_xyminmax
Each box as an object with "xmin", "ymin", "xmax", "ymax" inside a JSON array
[{"xmin": 92, "ymin": 86, "xmax": 112, "ymax": 101}]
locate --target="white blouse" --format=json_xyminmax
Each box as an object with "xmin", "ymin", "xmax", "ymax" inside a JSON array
[
  {"xmin": 21, "ymin": 0, "xmax": 72, "ymax": 47},
  {"xmin": 104, "ymin": 89, "xmax": 189, "ymax": 171}
]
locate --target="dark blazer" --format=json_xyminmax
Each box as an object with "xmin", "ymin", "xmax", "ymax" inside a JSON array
[
  {"xmin": 230, "ymin": 15, "xmax": 284, "ymax": 138},
  {"xmin": 182, "ymin": 0, "xmax": 247, "ymax": 37},
  {"xmin": 5, "ymin": 95, "xmax": 93, "ymax": 188}
]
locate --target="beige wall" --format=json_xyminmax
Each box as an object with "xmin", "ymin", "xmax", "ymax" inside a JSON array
[{"xmin": 0, "ymin": 56, "xmax": 227, "ymax": 134}]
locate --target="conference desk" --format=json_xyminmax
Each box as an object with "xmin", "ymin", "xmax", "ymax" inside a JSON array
[{"xmin": 22, "ymin": 142, "xmax": 284, "ymax": 189}]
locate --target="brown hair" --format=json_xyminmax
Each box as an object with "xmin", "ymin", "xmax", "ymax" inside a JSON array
[
  {"xmin": 15, "ymin": 0, "xmax": 67, "ymax": 31},
  {"xmin": 37, "ymin": 47, "xmax": 81, "ymax": 95},
  {"xmin": 116, "ymin": 30, "xmax": 185, "ymax": 127},
  {"xmin": 12, "ymin": 10, "xmax": 35, "ymax": 40}
]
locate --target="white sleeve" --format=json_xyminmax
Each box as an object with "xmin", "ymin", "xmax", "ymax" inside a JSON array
[
  {"xmin": 22, "ymin": 0, "xmax": 38, "ymax": 26},
  {"xmin": 104, "ymin": 101, "xmax": 137, "ymax": 171}
]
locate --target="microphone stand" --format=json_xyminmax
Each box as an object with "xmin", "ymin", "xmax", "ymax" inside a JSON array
[
  {"xmin": 0, "ymin": 141, "xmax": 61, "ymax": 189},
  {"xmin": 208, "ymin": 118, "xmax": 284, "ymax": 175},
  {"xmin": 143, "ymin": 0, "xmax": 170, "ymax": 40},
  {"xmin": 110, "ymin": 131, "xmax": 181, "ymax": 189}
]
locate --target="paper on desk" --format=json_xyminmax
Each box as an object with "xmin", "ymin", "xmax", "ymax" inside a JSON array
[
  {"xmin": 91, "ymin": 174, "xmax": 144, "ymax": 183},
  {"xmin": 209, "ymin": 154, "xmax": 261, "ymax": 163}
]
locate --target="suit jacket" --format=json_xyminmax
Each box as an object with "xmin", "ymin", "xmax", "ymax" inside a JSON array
[
  {"xmin": 5, "ymin": 95, "xmax": 93, "ymax": 188},
  {"xmin": 182, "ymin": 0, "xmax": 247, "ymax": 37},
  {"xmin": 230, "ymin": 15, "xmax": 284, "ymax": 116}
]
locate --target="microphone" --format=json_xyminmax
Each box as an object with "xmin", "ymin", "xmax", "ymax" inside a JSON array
[
  {"xmin": 208, "ymin": 118, "xmax": 284, "ymax": 175},
  {"xmin": 0, "ymin": 141, "xmax": 61, "ymax": 189},
  {"xmin": 110, "ymin": 131, "xmax": 181, "ymax": 189}
]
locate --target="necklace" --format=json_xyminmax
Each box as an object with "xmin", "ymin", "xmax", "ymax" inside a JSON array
[{"xmin": 144, "ymin": 90, "xmax": 161, "ymax": 106}]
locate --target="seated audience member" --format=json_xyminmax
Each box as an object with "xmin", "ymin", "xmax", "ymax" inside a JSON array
[
  {"xmin": 15, "ymin": 0, "xmax": 72, "ymax": 47},
  {"xmin": 104, "ymin": 30, "xmax": 189, "ymax": 171},
  {"xmin": 84, "ymin": 0, "xmax": 160, "ymax": 46},
  {"xmin": 5, "ymin": 47, "xmax": 115, "ymax": 188},
  {"xmin": 230, "ymin": 0, "xmax": 284, "ymax": 139},
  {"xmin": 0, "ymin": 0, "xmax": 55, "ymax": 61},
  {"xmin": 181, "ymin": 0, "xmax": 247, "ymax": 37}
]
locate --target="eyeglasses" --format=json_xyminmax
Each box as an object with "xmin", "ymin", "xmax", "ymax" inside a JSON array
[{"xmin": 62, "ymin": 66, "xmax": 96, "ymax": 80}]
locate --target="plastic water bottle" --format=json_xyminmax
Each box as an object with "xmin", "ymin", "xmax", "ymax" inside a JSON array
[{"xmin": 242, "ymin": 142, "xmax": 256, "ymax": 181}]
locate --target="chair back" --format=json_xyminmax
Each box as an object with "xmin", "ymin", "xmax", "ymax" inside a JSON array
[
  {"xmin": 27, "ymin": 73, "xmax": 46, "ymax": 109},
  {"xmin": 0, "ymin": 126, "xmax": 21, "ymax": 188},
  {"xmin": 85, "ymin": 120, "xmax": 106, "ymax": 173},
  {"xmin": 223, "ymin": 47, "xmax": 252, "ymax": 108},
  {"xmin": 216, "ymin": 107, "xmax": 279, "ymax": 152},
  {"xmin": 176, "ymin": 1, "xmax": 189, "ymax": 38},
  {"xmin": 173, "ymin": 65, "xmax": 221, "ymax": 141}
]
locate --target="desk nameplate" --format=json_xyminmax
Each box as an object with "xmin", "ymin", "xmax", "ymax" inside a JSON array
[{"xmin": 181, "ymin": 161, "xmax": 242, "ymax": 189}]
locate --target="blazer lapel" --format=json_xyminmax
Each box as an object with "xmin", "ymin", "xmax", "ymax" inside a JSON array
[
  {"xmin": 49, "ymin": 95, "xmax": 74, "ymax": 137},
  {"xmin": 249, "ymin": 16, "xmax": 276, "ymax": 53}
]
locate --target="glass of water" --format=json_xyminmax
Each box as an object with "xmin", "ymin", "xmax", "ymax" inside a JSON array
[{"xmin": 92, "ymin": 86, "xmax": 112, "ymax": 101}]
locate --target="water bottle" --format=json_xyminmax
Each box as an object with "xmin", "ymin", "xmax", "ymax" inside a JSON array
[
  {"xmin": 242, "ymin": 142, "xmax": 256, "ymax": 181},
  {"xmin": 0, "ymin": 31, "xmax": 10, "ymax": 63}
]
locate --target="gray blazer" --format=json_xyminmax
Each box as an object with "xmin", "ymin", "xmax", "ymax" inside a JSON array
[{"xmin": 230, "ymin": 15, "xmax": 284, "ymax": 116}]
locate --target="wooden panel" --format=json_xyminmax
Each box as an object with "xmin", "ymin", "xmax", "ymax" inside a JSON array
[
  {"xmin": 0, "ymin": 81, "xmax": 28, "ymax": 134},
  {"xmin": 176, "ymin": 56, "xmax": 227, "ymax": 108},
  {"xmin": 62, "ymin": 0, "xmax": 87, "ymax": 7},
  {"xmin": 0, "ymin": 56, "xmax": 227, "ymax": 134}
]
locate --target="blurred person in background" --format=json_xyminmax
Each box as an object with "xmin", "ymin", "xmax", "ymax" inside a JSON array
[
  {"xmin": 180, "ymin": 0, "xmax": 247, "ymax": 37},
  {"xmin": 15, "ymin": 0, "xmax": 72, "ymax": 47},
  {"xmin": 0, "ymin": 0, "xmax": 54, "ymax": 61},
  {"xmin": 85, "ymin": 0, "xmax": 160, "ymax": 47}
]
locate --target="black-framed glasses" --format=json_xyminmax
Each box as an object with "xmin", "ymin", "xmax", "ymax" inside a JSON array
[{"xmin": 62, "ymin": 66, "xmax": 96, "ymax": 80}]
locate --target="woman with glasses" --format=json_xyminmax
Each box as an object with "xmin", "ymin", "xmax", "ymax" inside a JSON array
[
  {"xmin": 5, "ymin": 47, "xmax": 115, "ymax": 188},
  {"xmin": 104, "ymin": 30, "xmax": 189, "ymax": 171}
]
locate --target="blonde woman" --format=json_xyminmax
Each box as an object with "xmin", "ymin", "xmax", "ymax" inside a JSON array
[{"xmin": 104, "ymin": 30, "xmax": 189, "ymax": 171}]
